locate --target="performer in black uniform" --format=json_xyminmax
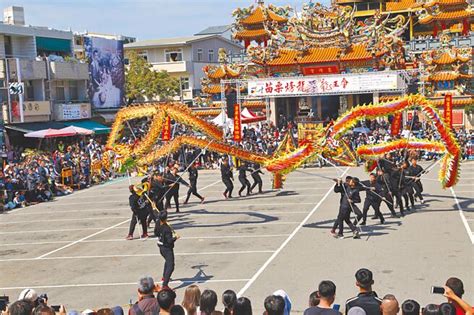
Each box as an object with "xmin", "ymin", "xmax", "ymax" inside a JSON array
[
  {"xmin": 154, "ymin": 211, "xmax": 178, "ymax": 289},
  {"xmin": 376, "ymin": 169, "xmax": 398, "ymax": 218},
  {"xmin": 250, "ymin": 163, "xmax": 264, "ymax": 194},
  {"xmin": 184, "ymin": 162, "xmax": 205, "ymax": 204},
  {"xmin": 359, "ymin": 173, "xmax": 385, "ymax": 225},
  {"xmin": 238, "ymin": 162, "xmax": 251, "ymax": 197},
  {"xmin": 333, "ymin": 177, "xmax": 361, "ymax": 239},
  {"xmin": 165, "ymin": 167, "xmax": 188, "ymax": 213},
  {"xmin": 221, "ymin": 159, "xmax": 234, "ymax": 199},
  {"xmin": 126, "ymin": 185, "xmax": 150, "ymax": 240},
  {"xmin": 150, "ymin": 172, "xmax": 167, "ymax": 212},
  {"xmin": 400, "ymin": 161, "xmax": 415, "ymax": 211},
  {"xmin": 408, "ymin": 158, "xmax": 424, "ymax": 204}
]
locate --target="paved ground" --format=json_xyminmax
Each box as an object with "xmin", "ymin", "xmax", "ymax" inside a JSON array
[{"xmin": 0, "ymin": 162, "xmax": 472, "ymax": 313}]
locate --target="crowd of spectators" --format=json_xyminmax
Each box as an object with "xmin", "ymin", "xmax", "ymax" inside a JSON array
[
  {"xmin": 0, "ymin": 138, "xmax": 113, "ymax": 212},
  {"xmin": 2, "ymin": 269, "xmax": 471, "ymax": 315}
]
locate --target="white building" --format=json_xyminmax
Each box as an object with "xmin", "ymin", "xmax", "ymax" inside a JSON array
[
  {"xmin": 124, "ymin": 34, "xmax": 243, "ymax": 105},
  {"xmin": 0, "ymin": 6, "xmax": 90, "ymax": 125}
]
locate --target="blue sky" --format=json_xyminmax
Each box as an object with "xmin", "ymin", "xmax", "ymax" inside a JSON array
[{"xmin": 0, "ymin": 0, "xmax": 330, "ymax": 40}]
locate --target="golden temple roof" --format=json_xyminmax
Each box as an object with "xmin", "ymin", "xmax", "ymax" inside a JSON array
[
  {"xmin": 419, "ymin": 8, "xmax": 474, "ymax": 24},
  {"xmin": 241, "ymin": 6, "xmax": 288, "ymax": 25},
  {"xmin": 430, "ymin": 96, "xmax": 474, "ymax": 106},
  {"xmin": 430, "ymin": 51, "xmax": 472, "ymax": 64},
  {"xmin": 424, "ymin": 71, "xmax": 472, "ymax": 81},
  {"xmin": 385, "ymin": 0, "xmax": 418, "ymax": 12},
  {"xmin": 204, "ymin": 65, "xmax": 241, "ymax": 80},
  {"xmin": 202, "ymin": 85, "xmax": 222, "ymax": 94},
  {"xmin": 234, "ymin": 28, "xmax": 269, "ymax": 40},
  {"xmin": 258, "ymin": 44, "xmax": 376, "ymax": 66}
]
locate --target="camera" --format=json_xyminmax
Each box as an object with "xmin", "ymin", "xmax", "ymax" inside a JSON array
[
  {"xmin": 37, "ymin": 293, "xmax": 48, "ymax": 305},
  {"xmin": 431, "ymin": 286, "xmax": 445, "ymax": 294}
]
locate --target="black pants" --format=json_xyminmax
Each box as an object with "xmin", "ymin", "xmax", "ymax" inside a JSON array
[
  {"xmin": 402, "ymin": 185, "xmax": 415, "ymax": 208},
  {"xmin": 147, "ymin": 207, "xmax": 157, "ymax": 226},
  {"xmin": 362, "ymin": 199, "xmax": 384, "ymax": 223},
  {"xmin": 185, "ymin": 180, "xmax": 203, "ymax": 203},
  {"xmin": 165, "ymin": 189, "xmax": 180, "ymax": 212},
  {"xmin": 413, "ymin": 181, "xmax": 423, "ymax": 200},
  {"xmin": 238, "ymin": 177, "xmax": 251, "ymax": 196},
  {"xmin": 159, "ymin": 246, "xmax": 175, "ymax": 287},
  {"xmin": 250, "ymin": 176, "xmax": 262, "ymax": 193},
  {"xmin": 381, "ymin": 192, "xmax": 397, "ymax": 215},
  {"xmin": 223, "ymin": 178, "xmax": 233, "ymax": 197},
  {"xmin": 337, "ymin": 206, "xmax": 357, "ymax": 236},
  {"xmin": 129, "ymin": 215, "xmax": 147, "ymax": 236},
  {"xmin": 394, "ymin": 190, "xmax": 405, "ymax": 215}
]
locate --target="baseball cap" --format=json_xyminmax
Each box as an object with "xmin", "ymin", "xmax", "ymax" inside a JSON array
[
  {"xmin": 18, "ymin": 288, "xmax": 38, "ymax": 302},
  {"xmin": 355, "ymin": 268, "xmax": 373, "ymax": 286}
]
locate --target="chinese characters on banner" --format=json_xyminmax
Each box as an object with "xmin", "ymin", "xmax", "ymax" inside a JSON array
[
  {"xmin": 233, "ymin": 104, "xmax": 241, "ymax": 142},
  {"xmin": 443, "ymin": 94, "xmax": 453, "ymax": 129},
  {"xmin": 248, "ymin": 73, "xmax": 399, "ymax": 97},
  {"xmin": 162, "ymin": 116, "xmax": 171, "ymax": 141},
  {"xmin": 391, "ymin": 112, "xmax": 403, "ymax": 136},
  {"xmin": 302, "ymin": 66, "xmax": 339, "ymax": 76}
]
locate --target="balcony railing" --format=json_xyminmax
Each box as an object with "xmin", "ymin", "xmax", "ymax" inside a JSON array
[
  {"xmin": 405, "ymin": 34, "xmax": 474, "ymax": 52},
  {"xmin": 151, "ymin": 61, "xmax": 190, "ymax": 73},
  {"xmin": 49, "ymin": 61, "xmax": 89, "ymax": 80}
]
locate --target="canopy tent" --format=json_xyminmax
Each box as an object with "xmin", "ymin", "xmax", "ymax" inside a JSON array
[
  {"xmin": 211, "ymin": 111, "xmax": 233, "ymax": 128},
  {"xmin": 24, "ymin": 128, "xmax": 76, "ymax": 139},
  {"xmin": 64, "ymin": 120, "xmax": 110, "ymax": 135},
  {"xmin": 59, "ymin": 125, "xmax": 94, "ymax": 136},
  {"xmin": 241, "ymin": 108, "xmax": 257, "ymax": 119}
]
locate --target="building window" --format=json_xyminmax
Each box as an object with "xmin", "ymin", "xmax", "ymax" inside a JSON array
[
  {"xmin": 165, "ymin": 49, "xmax": 183, "ymax": 62},
  {"xmin": 55, "ymin": 80, "xmax": 65, "ymax": 101},
  {"xmin": 25, "ymin": 80, "xmax": 34, "ymax": 101},
  {"xmin": 208, "ymin": 49, "xmax": 214, "ymax": 62},
  {"xmin": 69, "ymin": 81, "xmax": 78, "ymax": 101},
  {"xmin": 197, "ymin": 49, "xmax": 203, "ymax": 61},
  {"xmin": 137, "ymin": 50, "xmax": 148, "ymax": 62},
  {"xmin": 181, "ymin": 77, "xmax": 190, "ymax": 90}
]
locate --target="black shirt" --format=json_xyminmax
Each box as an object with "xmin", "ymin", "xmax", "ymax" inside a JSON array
[
  {"xmin": 345, "ymin": 291, "xmax": 382, "ymax": 315},
  {"xmin": 304, "ymin": 306, "xmax": 340, "ymax": 315}
]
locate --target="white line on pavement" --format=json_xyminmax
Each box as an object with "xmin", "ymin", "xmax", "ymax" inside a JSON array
[
  {"xmin": 0, "ymin": 250, "xmax": 275, "ymax": 262},
  {"xmin": 1, "ymin": 234, "xmax": 291, "ymax": 247},
  {"xmin": 35, "ymin": 218, "xmax": 131, "ymax": 259},
  {"xmin": 0, "ymin": 216, "xmax": 130, "ymax": 225},
  {"xmin": 237, "ymin": 167, "xmax": 350, "ymax": 297},
  {"xmin": 0, "ymin": 221, "xmax": 300, "ymax": 235},
  {"xmin": 0, "ymin": 278, "xmax": 251, "ymax": 290},
  {"xmin": 450, "ymin": 187, "xmax": 474, "ymax": 244}
]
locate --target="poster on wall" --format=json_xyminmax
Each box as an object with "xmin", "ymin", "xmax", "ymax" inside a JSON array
[{"xmin": 84, "ymin": 36, "xmax": 125, "ymax": 109}]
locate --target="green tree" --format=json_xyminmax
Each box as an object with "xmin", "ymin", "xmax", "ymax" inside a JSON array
[{"xmin": 125, "ymin": 51, "xmax": 180, "ymax": 104}]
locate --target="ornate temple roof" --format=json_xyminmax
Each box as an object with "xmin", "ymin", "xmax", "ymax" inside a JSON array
[
  {"xmin": 203, "ymin": 64, "xmax": 241, "ymax": 80},
  {"xmin": 428, "ymin": 51, "xmax": 472, "ymax": 64},
  {"xmin": 234, "ymin": 28, "xmax": 269, "ymax": 40},
  {"xmin": 386, "ymin": 0, "xmax": 419, "ymax": 12},
  {"xmin": 423, "ymin": 71, "xmax": 472, "ymax": 81},
  {"xmin": 240, "ymin": 6, "xmax": 288, "ymax": 25},
  {"xmin": 430, "ymin": 96, "xmax": 474, "ymax": 106},
  {"xmin": 418, "ymin": 7, "xmax": 474, "ymax": 24}
]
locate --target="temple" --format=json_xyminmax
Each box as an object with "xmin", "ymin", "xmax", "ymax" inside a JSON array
[
  {"xmin": 197, "ymin": 0, "xmax": 473, "ymax": 128},
  {"xmin": 418, "ymin": 33, "xmax": 473, "ymax": 107}
]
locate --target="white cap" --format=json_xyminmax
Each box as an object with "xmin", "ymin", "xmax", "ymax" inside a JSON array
[{"xmin": 18, "ymin": 288, "xmax": 38, "ymax": 302}]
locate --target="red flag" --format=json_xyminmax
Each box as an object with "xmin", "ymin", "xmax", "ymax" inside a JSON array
[
  {"xmin": 391, "ymin": 112, "xmax": 402, "ymax": 136},
  {"xmin": 233, "ymin": 104, "xmax": 241, "ymax": 142},
  {"xmin": 444, "ymin": 94, "xmax": 453, "ymax": 129},
  {"xmin": 162, "ymin": 116, "xmax": 171, "ymax": 141}
]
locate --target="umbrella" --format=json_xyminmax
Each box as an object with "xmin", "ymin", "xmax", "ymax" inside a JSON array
[
  {"xmin": 353, "ymin": 127, "xmax": 371, "ymax": 134},
  {"xmin": 59, "ymin": 125, "xmax": 93, "ymax": 136},
  {"xmin": 24, "ymin": 128, "xmax": 76, "ymax": 139}
]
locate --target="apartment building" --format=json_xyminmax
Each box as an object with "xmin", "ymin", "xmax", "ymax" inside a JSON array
[
  {"xmin": 124, "ymin": 34, "xmax": 243, "ymax": 105},
  {"xmin": 0, "ymin": 6, "xmax": 90, "ymax": 127}
]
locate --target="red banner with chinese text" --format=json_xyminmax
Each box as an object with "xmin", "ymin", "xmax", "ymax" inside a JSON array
[
  {"xmin": 233, "ymin": 104, "xmax": 241, "ymax": 142},
  {"xmin": 391, "ymin": 112, "xmax": 402, "ymax": 136},
  {"xmin": 162, "ymin": 116, "xmax": 171, "ymax": 141},
  {"xmin": 444, "ymin": 94, "xmax": 453, "ymax": 129},
  {"xmin": 302, "ymin": 66, "xmax": 339, "ymax": 76}
]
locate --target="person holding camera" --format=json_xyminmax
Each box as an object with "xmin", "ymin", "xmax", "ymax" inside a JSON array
[{"xmin": 154, "ymin": 211, "xmax": 179, "ymax": 290}]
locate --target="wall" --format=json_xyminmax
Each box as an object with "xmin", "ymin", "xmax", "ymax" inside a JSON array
[
  {"xmin": 10, "ymin": 35, "xmax": 36, "ymax": 59},
  {"xmin": 190, "ymin": 38, "xmax": 242, "ymax": 63},
  {"xmin": 0, "ymin": 35, "xmax": 5, "ymax": 57}
]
